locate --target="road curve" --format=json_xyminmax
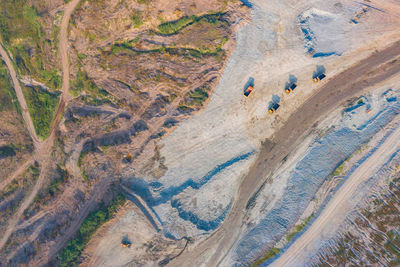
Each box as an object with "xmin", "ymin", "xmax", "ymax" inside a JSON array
[
  {"xmin": 271, "ymin": 117, "xmax": 400, "ymax": 266},
  {"xmin": 0, "ymin": 44, "xmax": 39, "ymax": 145},
  {"xmin": 169, "ymin": 40, "xmax": 400, "ymax": 267},
  {"xmin": 0, "ymin": 0, "xmax": 81, "ymax": 253}
]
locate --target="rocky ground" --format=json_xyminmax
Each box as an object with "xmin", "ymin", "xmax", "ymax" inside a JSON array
[
  {"xmin": 0, "ymin": 0, "xmax": 247, "ymax": 266},
  {"xmin": 1, "ymin": 0, "xmax": 400, "ymax": 266}
]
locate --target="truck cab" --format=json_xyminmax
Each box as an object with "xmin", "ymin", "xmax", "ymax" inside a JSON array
[
  {"xmin": 269, "ymin": 103, "xmax": 280, "ymax": 114},
  {"xmin": 244, "ymin": 84, "xmax": 254, "ymax": 97},
  {"xmin": 313, "ymin": 73, "xmax": 326, "ymax": 83},
  {"xmin": 285, "ymin": 83, "xmax": 297, "ymax": 94}
]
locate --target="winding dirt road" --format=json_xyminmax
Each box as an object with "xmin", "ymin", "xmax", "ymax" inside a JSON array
[
  {"xmin": 169, "ymin": 41, "xmax": 400, "ymax": 267},
  {"xmin": 0, "ymin": 0, "xmax": 81, "ymax": 251},
  {"xmin": 271, "ymin": 116, "xmax": 400, "ymax": 267},
  {"xmin": 0, "ymin": 45, "xmax": 39, "ymax": 146}
]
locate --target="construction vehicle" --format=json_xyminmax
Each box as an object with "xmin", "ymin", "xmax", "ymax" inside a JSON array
[
  {"xmin": 313, "ymin": 73, "xmax": 326, "ymax": 83},
  {"xmin": 351, "ymin": 6, "xmax": 368, "ymax": 23},
  {"xmin": 285, "ymin": 83, "xmax": 297, "ymax": 94},
  {"xmin": 125, "ymin": 153, "xmax": 133, "ymax": 162},
  {"xmin": 244, "ymin": 84, "xmax": 254, "ymax": 97},
  {"xmin": 268, "ymin": 103, "xmax": 280, "ymax": 114},
  {"xmin": 121, "ymin": 239, "xmax": 132, "ymax": 248}
]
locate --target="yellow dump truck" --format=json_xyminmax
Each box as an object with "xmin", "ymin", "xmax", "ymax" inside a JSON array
[
  {"xmin": 313, "ymin": 73, "xmax": 326, "ymax": 83},
  {"xmin": 269, "ymin": 103, "xmax": 280, "ymax": 114},
  {"xmin": 285, "ymin": 83, "xmax": 297, "ymax": 94}
]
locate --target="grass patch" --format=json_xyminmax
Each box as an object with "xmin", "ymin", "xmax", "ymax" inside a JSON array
[
  {"xmin": 0, "ymin": 164, "xmax": 39, "ymax": 202},
  {"xmin": 57, "ymin": 193, "xmax": 126, "ymax": 266},
  {"xmin": 0, "ymin": 144, "xmax": 17, "ymax": 159},
  {"xmin": 0, "ymin": 61, "xmax": 20, "ymax": 113},
  {"xmin": 135, "ymin": 0, "xmax": 151, "ymax": 4},
  {"xmin": 131, "ymin": 10, "xmax": 143, "ymax": 28},
  {"xmin": 22, "ymin": 85, "xmax": 60, "ymax": 139},
  {"xmin": 71, "ymin": 67, "xmax": 113, "ymax": 104},
  {"xmin": 23, "ymin": 164, "xmax": 69, "ymax": 218},
  {"xmin": 184, "ymin": 85, "xmax": 210, "ymax": 107},
  {"xmin": 251, "ymin": 247, "xmax": 281, "ymax": 267},
  {"xmin": 332, "ymin": 160, "xmax": 346, "ymax": 176},
  {"xmin": 157, "ymin": 12, "xmax": 225, "ymax": 35},
  {"xmin": 0, "ymin": 0, "xmax": 61, "ymax": 89},
  {"xmin": 110, "ymin": 43, "xmax": 225, "ymax": 61},
  {"xmin": 286, "ymin": 213, "xmax": 314, "ymax": 242}
]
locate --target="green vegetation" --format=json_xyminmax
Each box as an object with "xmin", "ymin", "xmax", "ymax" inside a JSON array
[
  {"xmin": 0, "ymin": 164, "xmax": 39, "ymax": 202},
  {"xmin": 23, "ymin": 164, "xmax": 69, "ymax": 219},
  {"xmin": 185, "ymin": 85, "xmax": 210, "ymax": 107},
  {"xmin": 110, "ymin": 43, "xmax": 225, "ymax": 61},
  {"xmin": 0, "ymin": 144, "xmax": 17, "ymax": 158},
  {"xmin": 77, "ymin": 53, "xmax": 87, "ymax": 60},
  {"xmin": 57, "ymin": 193, "xmax": 126, "ymax": 266},
  {"xmin": 157, "ymin": 13, "xmax": 225, "ymax": 35},
  {"xmin": 135, "ymin": 0, "xmax": 151, "ymax": 4},
  {"xmin": 0, "ymin": 0, "xmax": 61, "ymax": 89},
  {"xmin": 286, "ymin": 213, "xmax": 314, "ymax": 241},
  {"xmin": 48, "ymin": 165, "xmax": 68, "ymax": 196},
  {"xmin": 0, "ymin": 61, "xmax": 20, "ymax": 113},
  {"xmin": 385, "ymin": 230, "xmax": 400, "ymax": 259},
  {"xmin": 78, "ymin": 151, "xmax": 90, "ymax": 181},
  {"xmin": 71, "ymin": 67, "xmax": 115, "ymax": 107},
  {"xmin": 251, "ymin": 214, "xmax": 314, "ymax": 266},
  {"xmin": 22, "ymin": 85, "xmax": 60, "ymax": 139},
  {"xmin": 251, "ymin": 248, "xmax": 281, "ymax": 267},
  {"xmin": 131, "ymin": 10, "xmax": 143, "ymax": 28},
  {"xmin": 332, "ymin": 162, "xmax": 345, "ymax": 176},
  {"xmin": 78, "ymin": 151, "xmax": 87, "ymax": 168}
]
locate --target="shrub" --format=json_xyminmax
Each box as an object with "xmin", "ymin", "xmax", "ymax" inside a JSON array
[
  {"xmin": 57, "ymin": 193, "xmax": 126, "ymax": 266},
  {"xmin": 22, "ymin": 85, "xmax": 60, "ymax": 139},
  {"xmin": 131, "ymin": 10, "xmax": 143, "ymax": 28}
]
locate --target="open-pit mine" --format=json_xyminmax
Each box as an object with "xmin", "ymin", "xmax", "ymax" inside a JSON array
[{"xmin": 1, "ymin": 0, "xmax": 400, "ymax": 266}]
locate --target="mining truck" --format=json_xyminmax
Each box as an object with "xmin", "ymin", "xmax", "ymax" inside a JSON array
[
  {"xmin": 269, "ymin": 103, "xmax": 280, "ymax": 114},
  {"xmin": 121, "ymin": 239, "xmax": 132, "ymax": 248},
  {"xmin": 285, "ymin": 83, "xmax": 297, "ymax": 94},
  {"xmin": 244, "ymin": 84, "xmax": 254, "ymax": 97},
  {"xmin": 313, "ymin": 73, "xmax": 326, "ymax": 83}
]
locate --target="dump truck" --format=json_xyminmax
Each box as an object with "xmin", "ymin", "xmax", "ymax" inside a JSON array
[
  {"xmin": 285, "ymin": 83, "xmax": 297, "ymax": 94},
  {"xmin": 121, "ymin": 239, "xmax": 132, "ymax": 248},
  {"xmin": 125, "ymin": 153, "xmax": 133, "ymax": 162},
  {"xmin": 313, "ymin": 73, "xmax": 326, "ymax": 83},
  {"xmin": 269, "ymin": 103, "xmax": 280, "ymax": 114},
  {"xmin": 244, "ymin": 84, "xmax": 254, "ymax": 97}
]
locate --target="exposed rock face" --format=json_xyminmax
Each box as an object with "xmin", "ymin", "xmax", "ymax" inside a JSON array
[{"xmin": 0, "ymin": 0, "xmax": 248, "ymax": 265}]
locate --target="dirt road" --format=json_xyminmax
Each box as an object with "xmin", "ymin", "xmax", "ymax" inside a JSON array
[
  {"xmin": 0, "ymin": 157, "xmax": 33, "ymax": 192},
  {"xmin": 271, "ymin": 116, "xmax": 400, "ymax": 266},
  {"xmin": 60, "ymin": 0, "xmax": 81, "ymax": 99},
  {"xmin": 0, "ymin": 0, "xmax": 81, "ymax": 252},
  {"xmin": 169, "ymin": 40, "xmax": 400, "ymax": 267},
  {"xmin": 0, "ymin": 45, "xmax": 39, "ymax": 145}
]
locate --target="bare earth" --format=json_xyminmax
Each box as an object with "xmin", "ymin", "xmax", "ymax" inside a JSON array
[
  {"xmin": 169, "ymin": 40, "xmax": 400, "ymax": 266},
  {"xmin": 0, "ymin": 0, "xmax": 81, "ymax": 253},
  {"xmin": 0, "ymin": 45, "xmax": 39, "ymax": 146},
  {"xmin": 271, "ymin": 114, "xmax": 400, "ymax": 266}
]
